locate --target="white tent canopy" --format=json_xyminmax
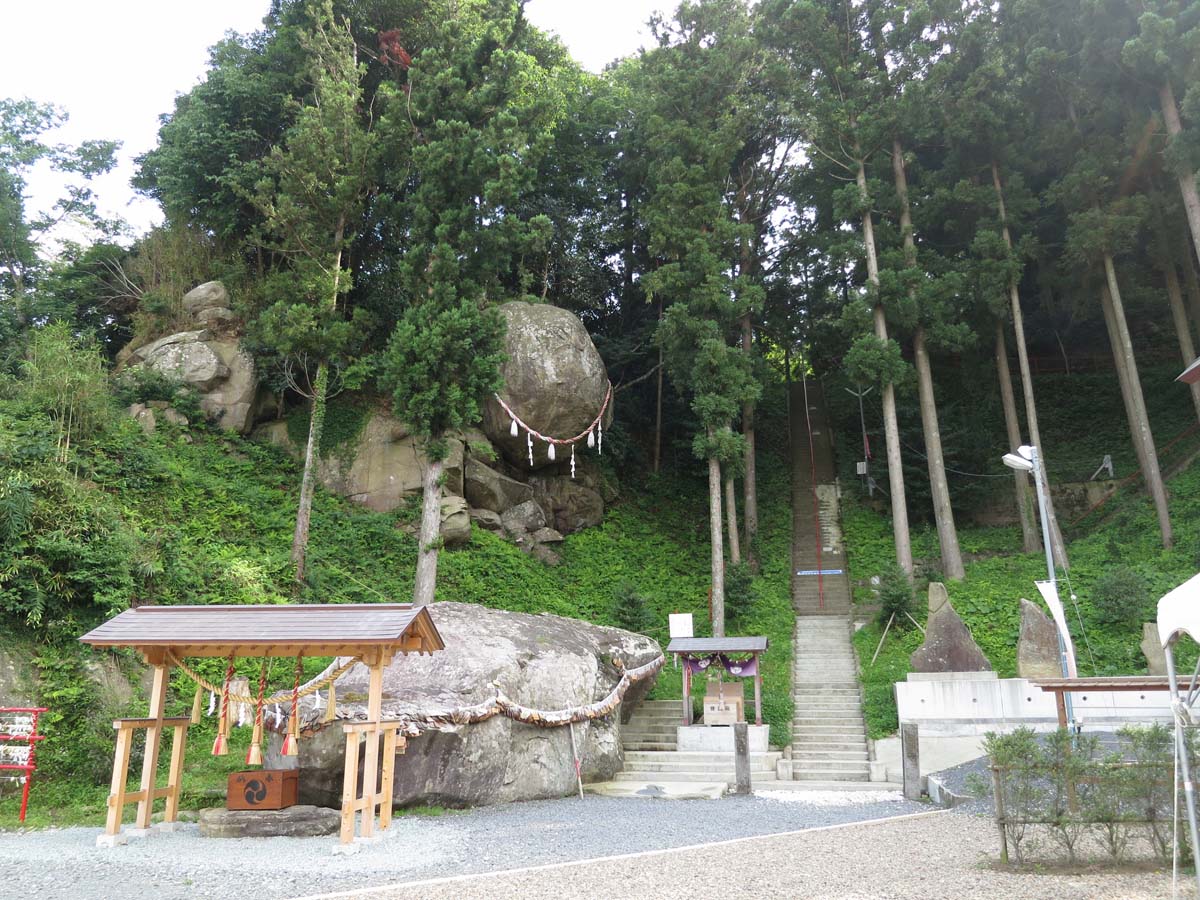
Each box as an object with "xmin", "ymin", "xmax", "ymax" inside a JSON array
[{"xmin": 1157, "ymin": 571, "xmax": 1200, "ymax": 649}]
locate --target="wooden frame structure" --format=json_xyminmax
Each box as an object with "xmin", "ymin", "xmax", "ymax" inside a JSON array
[
  {"xmin": 666, "ymin": 636, "xmax": 767, "ymax": 726},
  {"xmin": 79, "ymin": 604, "xmax": 443, "ymax": 846},
  {"xmin": 1031, "ymin": 675, "xmax": 1172, "ymax": 728}
]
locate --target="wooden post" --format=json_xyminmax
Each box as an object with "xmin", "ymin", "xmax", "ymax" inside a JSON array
[
  {"xmin": 682, "ymin": 659, "xmax": 691, "ymax": 726},
  {"xmin": 135, "ymin": 658, "xmax": 170, "ymax": 830},
  {"xmin": 379, "ymin": 728, "xmax": 397, "ymax": 831},
  {"xmin": 339, "ymin": 730, "xmax": 358, "ymax": 844},
  {"xmin": 991, "ymin": 765, "xmax": 1009, "ymax": 864},
  {"xmin": 358, "ymin": 655, "xmax": 386, "ymax": 839},
  {"xmin": 164, "ymin": 723, "xmax": 188, "ymax": 823},
  {"xmin": 104, "ymin": 724, "xmax": 134, "ymax": 836},
  {"xmin": 753, "ymin": 654, "xmax": 763, "ymax": 726},
  {"xmin": 1055, "ymin": 690, "xmax": 1067, "ymax": 729}
]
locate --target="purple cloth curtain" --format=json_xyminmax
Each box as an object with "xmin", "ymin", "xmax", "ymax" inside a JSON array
[{"xmin": 680, "ymin": 654, "xmax": 757, "ymax": 677}]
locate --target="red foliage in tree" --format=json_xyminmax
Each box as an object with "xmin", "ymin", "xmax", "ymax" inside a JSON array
[{"xmin": 378, "ymin": 30, "xmax": 412, "ymax": 70}]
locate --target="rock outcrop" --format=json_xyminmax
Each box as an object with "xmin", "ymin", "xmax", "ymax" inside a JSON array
[
  {"xmin": 482, "ymin": 301, "xmax": 613, "ymax": 469},
  {"xmin": 910, "ymin": 601, "xmax": 992, "ymax": 673},
  {"xmin": 121, "ymin": 282, "xmax": 259, "ymax": 433},
  {"xmin": 1016, "ymin": 598, "xmax": 1061, "ymax": 679},
  {"xmin": 290, "ymin": 602, "xmax": 661, "ymax": 809}
]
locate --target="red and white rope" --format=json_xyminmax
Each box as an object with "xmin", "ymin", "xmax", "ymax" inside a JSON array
[{"xmin": 494, "ymin": 382, "xmax": 612, "ymax": 446}]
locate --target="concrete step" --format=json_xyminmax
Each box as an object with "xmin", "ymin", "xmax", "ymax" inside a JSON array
[
  {"xmin": 622, "ymin": 725, "xmax": 679, "ymax": 735},
  {"xmin": 794, "ymin": 729, "xmax": 866, "ymax": 739},
  {"xmin": 615, "ymin": 771, "xmax": 779, "ymax": 783},
  {"xmin": 794, "ymin": 750, "xmax": 870, "ymax": 761},
  {"xmin": 794, "ymin": 716, "xmax": 865, "ymax": 725},
  {"xmin": 794, "ymin": 769, "xmax": 870, "ymax": 782},
  {"xmin": 624, "ymin": 751, "xmax": 781, "ymax": 763},
  {"xmin": 622, "ymin": 743, "xmax": 678, "ymax": 752}
]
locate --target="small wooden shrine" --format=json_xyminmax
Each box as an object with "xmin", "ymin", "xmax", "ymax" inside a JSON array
[
  {"xmin": 666, "ymin": 636, "xmax": 767, "ymax": 726},
  {"xmin": 79, "ymin": 603, "xmax": 443, "ymax": 846}
]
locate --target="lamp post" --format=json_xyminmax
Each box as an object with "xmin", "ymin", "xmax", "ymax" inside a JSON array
[{"xmin": 1002, "ymin": 444, "xmax": 1075, "ymax": 726}]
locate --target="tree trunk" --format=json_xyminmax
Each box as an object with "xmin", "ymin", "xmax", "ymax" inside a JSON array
[
  {"xmin": 412, "ymin": 453, "xmax": 445, "ymax": 606},
  {"xmin": 1161, "ymin": 81, "xmax": 1200, "ymax": 266},
  {"xmin": 1182, "ymin": 243, "xmax": 1200, "ymax": 340},
  {"xmin": 1101, "ymin": 256, "xmax": 1173, "ymax": 548},
  {"xmin": 707, "ymin": 428, "xmax": 726, "ymax": 638},
  {"xmin": 992, "ymin": 160, "xmax": 1069, "ymax": 569},
  {"xmin": 892, "ymin": 138, "xmax": 962, "ymax": 579},
  {"xmin": 1164, "ymin": 262, "xmax": 1200, "ymax": 424},
  {"xmin": 741, "ymin": 313, "xmax": 758, "ymax": 550},
  {"xmin": 995, "ymin": 322, "xmax": 1040, "ymax": 553},
  {"xmin": 291, "ymin": 363, "xmax": 329, "ymax": 586},
  {"xmin": 1100, "ymin": 281, "xmax": 1152, "ymax": 478},
  {"xmin": 857, "ymin": 153, "xmax": 912, "ymax": 575},
  {"xmin": 725, "ymin": 470, "xmax": 741, "ymax": 566},
  {"xmin": 654, "ymin": 301, "xmax": 664, "ymax": 475}
]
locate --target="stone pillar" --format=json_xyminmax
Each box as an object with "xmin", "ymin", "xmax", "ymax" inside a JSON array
[
  {"xmin": 733, "ymin": 722, "xmax": 751, "ymax": 795},
  {"xmin": 901, "ymin": 723, "xmax": 921, "ymax": 801}
]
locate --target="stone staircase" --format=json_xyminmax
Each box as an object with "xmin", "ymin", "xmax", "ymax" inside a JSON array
[
  {"xmin": 613, "ymin": 699, "xmax": 780, "ymax": 786},
  {"xmin": 789, "ymin": 379, "xmax": 871, "ymax": 783}
]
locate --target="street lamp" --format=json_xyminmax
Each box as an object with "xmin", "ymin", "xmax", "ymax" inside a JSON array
[{"xmin": 1002, "ymin": 444, "xmax": 1076, "ymax": 726}]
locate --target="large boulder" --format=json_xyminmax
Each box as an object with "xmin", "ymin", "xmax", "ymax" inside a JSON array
[
  {"xmin": 482, "ymin": 302, "xmax": 612, "ymax": 469},
  {"xmin": 529, "ymin": 473, "xmax": 605, "ymax": 534},
  {"xmin": 182, "ymin": 281, "xmax": 231, "ymax": 317},
  {"xmin": 909, "ymin": 602, "xmax": 992, "ymax": 673},
  {"xmin": 126, "ymin": 329, "xmax": 258, "ymax": 433},
  {"xmin": 464, "ymin": 458, "xmax": 534, "ymax": 512},
  {"xmin": 293, "ymin": 603, "xmax": 661, "ymax": 808},
  {"xmin": 256, "ymin": 413, "xmax": 464, "ymax": 513},
  {"xmin": 1016, "ymin": 598, "xmax": 1061, "ymax": 679}
]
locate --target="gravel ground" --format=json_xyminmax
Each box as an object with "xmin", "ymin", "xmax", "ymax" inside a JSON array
[
  {"xmin": 306, "ymin": 809, "xmax": 1191, "ymax": 900},
  {"xmin": 0, "ymin": 792, "xmax": 925, "ymax": 899}
]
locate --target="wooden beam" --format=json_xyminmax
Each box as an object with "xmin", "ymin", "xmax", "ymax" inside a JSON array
[
  {"xmin": 112, "ymin": 717, "xmax": 191, "ymax": 730},
  {"xmin": 358, "ymin": 661, "xmax": 385, "ymax": 839},
  {"xmin": 135, "ymin": 663, "xmax": 170, "ymax": 830},
  {"xmin": 340, "ymin": 731, "xmax": 358, "ymax": 845},
  {"xmin": 379, "ymin": 728, "xmax": 397, "ymax": 831},
  {"xmin": 109, "ymin": 786, "xmax": 172, "ymax": 806},
  {"xmin": 104, "ymin": 725, "xmax": 134, "ymax": 836},
  {"xmin": 341, "ymin": 720, "xmax": 407, "ymax": 734},
  {"xmin": 164, "ymin": 723, "xmax": 188, "ymax": 823}
]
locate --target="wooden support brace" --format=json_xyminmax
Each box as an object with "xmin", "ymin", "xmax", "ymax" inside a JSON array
[
  {"xmin": 104, "ymin": 726, "xmax": 134, "ymax": 836},
  {"xmin": 135, "ymin": 663, "xmax": 171, "ymax": 830},
  {"xmin": 164, "ymin": 723, "xmax": 188, "ymax": 822},
  {"xmin": 340, "ymin": 731, "xmax": 359, "ymax": 844},
  {"xmin": 379, "ymin": 728, "xmax": 397, "ymax": 831}
]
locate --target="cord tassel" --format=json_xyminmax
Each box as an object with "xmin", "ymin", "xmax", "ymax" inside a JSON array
[
  {"xmin": 324, "ymin": 682, "xmax": 337, "ymax": 723},
  {"xmin": 212, "ymin": 655, "xmax": 235, "ymax": 756},
  {"xmin": 190, "ymin": 684, "xmax": 203, "ymax": 725},
  {"xmin": 282, "ymin": 656, "xmax": 303, "ymax": 756}
]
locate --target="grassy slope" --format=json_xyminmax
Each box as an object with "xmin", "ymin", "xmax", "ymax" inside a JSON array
[
  {"xmin": 0, "ymin": 409, "xmax": 793, "ymax": 827},
  {"xmin": 843, "ymin": 364, "xmax": 1200, "ymax": 738}
]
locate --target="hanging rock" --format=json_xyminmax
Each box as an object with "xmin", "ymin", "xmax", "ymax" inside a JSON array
[
  {"xmin": 910, "ymin": 601, "xmax": 992, "ymax": 673},
  {"xmin": 1142, "ymin": 622, "xmax": 1168, "ymax": 676},
  {"xmin": 1017, "ymin": 598, "xmax": 1061, "ymax": 679},
  {"xmin": 482, "ymin": 302, "xmax": 612, "ymax": 469},
  {"xmin": 292, "ymin": 602, "xmax": 661, "ymax": 808},
  {"xmin": 182, "ymin": 281, "xmax": 231, "ymax": 317}
]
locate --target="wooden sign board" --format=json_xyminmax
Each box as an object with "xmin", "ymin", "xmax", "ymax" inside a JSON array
[{"xmin": 227, "ymin": 770, "xmax": 298, "ymax": 811}]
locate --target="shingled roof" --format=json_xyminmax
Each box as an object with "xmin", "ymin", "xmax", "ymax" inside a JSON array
[{"xmin": 79, "ymin": 604, "xmax": 444, "ymax": 658}]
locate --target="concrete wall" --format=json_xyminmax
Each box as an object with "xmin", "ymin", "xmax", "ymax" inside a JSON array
[{"xmin": 896, "ymin": 674, "xmax": 1172, "ymax": 737}]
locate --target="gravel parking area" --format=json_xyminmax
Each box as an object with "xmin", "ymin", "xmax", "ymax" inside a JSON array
[
  {"xmin": 0, "ymin": 791, "xmax": 924, "ymax": 899},
  {"xmin": 304, "ymin": 809, "xmax": 1190, "ymax": 900}
]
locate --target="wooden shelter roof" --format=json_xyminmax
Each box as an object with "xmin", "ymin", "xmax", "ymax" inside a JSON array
[
  {"xmin": 666, "ymin": 636, "xmax": 768, "ymax": 654},
  {"xmin": 79, "ymin": 603, "xmax": 444, "ymax": 659}
]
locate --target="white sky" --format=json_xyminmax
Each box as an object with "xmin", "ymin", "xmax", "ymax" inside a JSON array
[{"xmin": 1, "ymin": 1, "xmax": 662, "ymax": 244}]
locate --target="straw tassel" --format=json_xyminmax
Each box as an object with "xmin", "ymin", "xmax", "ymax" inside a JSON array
[
  {"xmin": 281, "ymin": 656, "xmax": 303, "ymax": 757},
  {"xmin": 190, "ymin": 684, "xmax": 203, "ymax": 725},
  {"xmin": 212, "ymin": 655, "xmax": 235, "ymax": 756},
  {"xmin": 245, "ymin": 660, "xmax": 267, "ymax": 766},
  {"xmin": 323, "ymin": 682, "xmax": 337, "ymax": 723}
]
